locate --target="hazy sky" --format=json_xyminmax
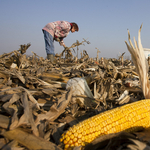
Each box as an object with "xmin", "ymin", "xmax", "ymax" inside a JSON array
[{"xmin": 0, "ymin": 0, "xmax": 150, "ymax": 59}]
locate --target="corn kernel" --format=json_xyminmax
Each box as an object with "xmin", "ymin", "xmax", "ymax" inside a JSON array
[
  {"xmin": 73, "ymin": 137, "xmax": 77, "ymax": 142},
  {"xmin": 70, "ymin": 134, "xmax": 74, "ymax": 139},
  {"xmin": 81, "ymin": 136, "xmax": 85, "ymax": 141},
  {"xmin": 74, "ymin": 132, "xmax": 78, "ymax": 137},
  {"xmin": 64, "ymin": 144, "xmax": 70, "ymax": 149},
  {"xmin": 78, "ymin": 133, "xmax": 82, "ymax": 139},
  {"xmin": 75, "ymin": 142, "xmax": 79, "ymax": 146},
  {"xmin": 60, "ymin": 138, "xmax": 63, "ymax": 142},
  {"xmin": 78, "ymin": 139, "xmax": 82, "ymax": 144},
  {"xmin": 66, "ymin": 136, "xmax": 70, "ymax": 141},
  {"xmin": 68, "ymin": 140, "xmax": 73, "ymax": 145},
  {"xmin": 64, "ymin": 140, "xmax": 68, "ymax": 145}
]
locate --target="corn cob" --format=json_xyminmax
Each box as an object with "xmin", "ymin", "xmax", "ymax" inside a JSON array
[{"xmin": 60, "ymin": 99, "xmax": 150, "ymax": 150}]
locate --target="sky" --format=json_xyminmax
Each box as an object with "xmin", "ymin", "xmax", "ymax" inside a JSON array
[{"xmin": 0, "ymin": 0, "xmax": 150, "ymax": 59}]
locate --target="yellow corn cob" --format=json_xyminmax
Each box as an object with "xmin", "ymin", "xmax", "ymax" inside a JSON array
[{"xmin": 60, "ymin": 99, "xmax": 150, "ymax": 150}]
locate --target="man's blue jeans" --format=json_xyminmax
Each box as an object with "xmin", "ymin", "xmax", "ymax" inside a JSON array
[{"xmin": 43, "ymin": 30, "xmax": 55, "ymax": 55}]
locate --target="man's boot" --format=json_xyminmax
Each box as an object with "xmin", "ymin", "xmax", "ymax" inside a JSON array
[{"xmin": 47, "ymin": 54, "xmax": 56, "ymax": 64}]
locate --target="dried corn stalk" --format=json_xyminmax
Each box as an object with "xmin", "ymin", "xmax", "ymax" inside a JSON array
[{"xmin": 125, "ymin": 24, "xmax": 150, "ymax": 99}]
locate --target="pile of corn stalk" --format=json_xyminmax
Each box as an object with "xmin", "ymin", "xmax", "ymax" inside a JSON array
[{"xmin": 0, "ymin": 27, "xmax": 150, "ymax": 150}]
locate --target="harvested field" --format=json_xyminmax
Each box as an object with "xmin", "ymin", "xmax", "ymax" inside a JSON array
[{"xmin": 1, "ymin": 27, "xmax": 150, "ymax": 150}]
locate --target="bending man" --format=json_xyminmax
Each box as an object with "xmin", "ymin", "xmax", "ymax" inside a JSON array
[{"xmin": 42, "ymin": 21, "xmax": 79, "ymax": 62}]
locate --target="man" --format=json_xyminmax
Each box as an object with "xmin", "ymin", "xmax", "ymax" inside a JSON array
[{"xmin": 42, "ymin": 21, "xmax": 79, "ymax": 62}]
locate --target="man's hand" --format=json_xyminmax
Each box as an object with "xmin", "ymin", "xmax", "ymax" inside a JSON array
[
  {"xmin": 63, "ymin": 44, "xmax": 66, "ymax": 48},
  {"xmin": 54, "ymin": 38, "xmax": 60, "ymax": 42}
]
